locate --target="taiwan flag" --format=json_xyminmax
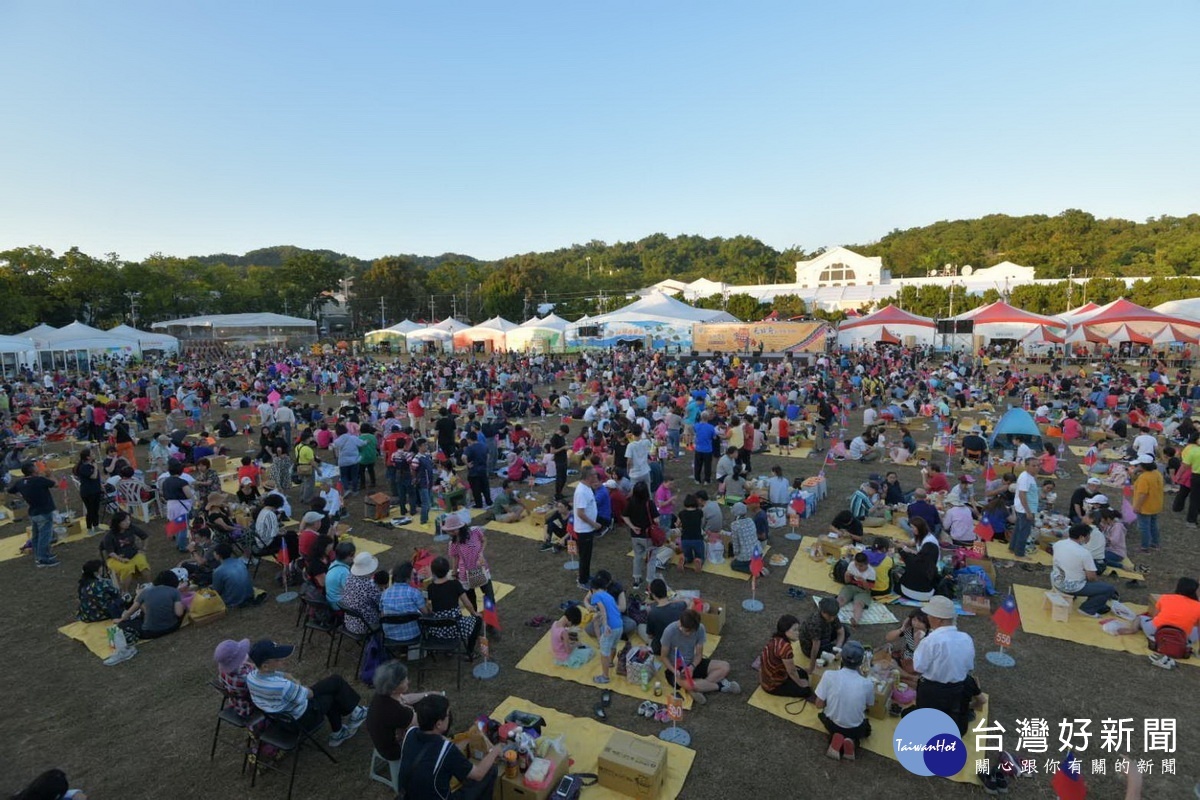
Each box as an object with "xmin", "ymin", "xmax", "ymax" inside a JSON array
[
  {"xmin": 1052, "ymin": 751, "xmax": 1086, "ymax": 800},
  {"xmin": 277, "ymin": 535, "xmax": 291, "ymax": 566},
  {"xmin": 481, "ymin": 594, "xmax": 500, "ymax": 631},
  {"xmin": 750, "ymin": 545, "xmax": 764, "ymax": 578},
  {"xmin": 992, "ymin": 592, "xmax": 1021, "ymax": 636},
  {"xmin": 165, "ymin": 512, "xmax": 189, "ymax": 538},
  {"xmin": 984, "ymin": 463, "xmax": 997, "ymax": 482}
]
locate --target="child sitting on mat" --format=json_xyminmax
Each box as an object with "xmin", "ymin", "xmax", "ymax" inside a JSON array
[{"xmin": 550, "ymin": 605, "xmax": 594, "ymax": 668}]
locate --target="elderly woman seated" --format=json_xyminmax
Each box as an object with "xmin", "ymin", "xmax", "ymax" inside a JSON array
[{"xmin": 365, "ymin": 661, "xmax": 445, "ymax": 766}]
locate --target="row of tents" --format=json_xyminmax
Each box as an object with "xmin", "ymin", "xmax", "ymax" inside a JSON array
[
  {"xmin": 0, "ymin": 322, "xmax": 181, "ymax": 373},
  {"xmin": 835, "ymin": 297, "xmax": 1200, "ymax": 350}
]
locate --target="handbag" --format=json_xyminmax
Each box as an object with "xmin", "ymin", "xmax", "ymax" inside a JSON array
[
  {"xmin": 188, "ymin": 588, "xmax": 227, "ymax": 624},
  {"xmin": 359, "ymin": 633, "xmax": 385, "ymax": 686},
  {"xmin": 464, "ymin": 564, "xmax": 491, "ymax": 589}
]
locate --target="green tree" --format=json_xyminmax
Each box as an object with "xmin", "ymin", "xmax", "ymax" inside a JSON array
[
  {"xmin": 771, "ymin": 294, "xmax": 807, "ymax": 318},
  {"xmin": 724, "ymin": 293, "xmax": 765, "ymax": 321}
]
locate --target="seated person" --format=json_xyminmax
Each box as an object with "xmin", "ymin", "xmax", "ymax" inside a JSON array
[
  {"xmin": 831, "ymin": 509, "xmax": 865, "ymax": 543},
  {"xmin": 399, "ymin": 694, "xmax": 502, "ymax": 799},
  {"xmin": 341, "ymin": 552, "xmax": 383, "ymax": 635},
  {"xmin": 922, "ymin": 463, "xmax": 950, "ymax": 494},
  {"xmin": 213, "ymin": 638, "xmax": 262, "ymax": 726},
  {"xmin": 366, "ymin": 661, "xmax": 443, "ymax": 764},
  {"xmin": 100, "ymin": 511, "xmax": 151, "ymax": 594},
  {"xmin": 211, "ymin": 544, "xmax": 258, "ymax": 608},
  {"xmin": 116, "ymin": 570, "xmax": 186, "ymax": 640},
  {"xmin": 1138, "ymin": 577, "xmax": 1200, "ymax": 653},
  {"xmin": 884, "ymin": 609, "xmax": 929, "ymax": 680},
  {"xmin": 550, "ymin": 604, "xmax": 594, "ymax": 668},
  {"xmin": 897, "ymin": 518, "xmax": 941, "ymax": 602},
  {"xmin": 837, "ymin": 552, "xmax": 876, "ymax": 626},
  {"xmin": 381, "ymin": 562, "xmax": 427, "ymax": 643},
  {"xmin": 178, "ymin": 526, "xmax": 218, "ymax": 586},
  {"xmin": 538, "ymin": 499, "xmax": 571, "ymax": 552},
  {"xmin": 798, "ymin": 598, "xmax": 846, "ymax": 673},
  {"xmin": 849, "ymin": 482, "xmax": 885, "ymax": 528},
  {"xmin": 237, "ymin": 456, "xmax": 262, "ymax": 487},
  {"xmin": 660, "ymin": 610, "xmax": 740, "ymax": 703},
  {"xmin": 235, "ymin": 477, "xmax": 261, "ymax": 508},
  {"xmin": 745, "ymin": 494, "xmax": 770, "ymax": 541},
  {"xmin": 1051, "ymin": 523, "xmax": 1118, "ymax": 617},
  {"xmin": 942, "ymin": 497, "xmax": 977, "ymax": 546},
  {"xmin": 813, "ymin": 640, "xmax": 874, "ymax": 762},
  {"xmin": 882, "ymin": 472, "xmax": 907, "ymax": 506},
  {"xmin": 897, "ymin": 489, "xmax": 941, "ymax": 537},
  {"xmin": 1039, "ymin": 442, "xmax": 1059, "ymax": 475},
  {"xmin": 245, "ymin": 640, "xmax": 368, "ymax": 747},
  {"xmin": 946, "ymin": 474, "xmax": 975, "ymax": 507},
  {"xmin": 759, "ymin": 614, "xmax": 811, "ymax": 697},
  {"xmin": 426, "ymin": 556, "xmax": 483, "ymax": 654},
  {"xmin": 251, "ymin": 494, "xmax": 285, "ymax": 557},
  {"xmin": 76, "ymin": 559, "xmax": 123, "ymax": 622},
  {"xmin": 729, "ymin": 502, "xmax": 767, "ymax": 575},
  {"xmin": 491, "ymin": 480, "xmax": 526, "ymax": 523},
  {"xmin": 961, "ymin": 427, "xmax": 988, "ymax": 463}
]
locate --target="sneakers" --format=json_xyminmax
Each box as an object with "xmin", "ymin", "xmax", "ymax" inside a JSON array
[
  {"xmin": 348, "ymin": 705, "xmax": 369, "ymax": 727},
  {"xmin": 36, "ymin": 557, "xmax": 61, "ymax": 568},
  {"xmin": 592, "ymin": 675, "xmax": 611, "ymax": 685},
  {"xmin": 396, "ymin": 516, "xmax": 413, "ymax": 526},
  {"xmin": 719, "ymin": 680, "xmax": 742, "ymax": 694},
  {"xmin": 689, "ymin": 689, "xmax": 706, "ymax": 705},
  {"xmin": 1149, "ymin": 653, "xmax": 1177, "ymax": 670},
  {"xmin": 1078, "ymin": 610, "xmax": 1102, "ymax": 619},
  {"xmin": 842, "ymin": 739, "xmax": 856, "ymax": 762},
  {"xmin": 103, "ymin": 646, "xmax": 138, "ymax": 666},
  {"xmin": 328, "ymin": 726, "xmax": 357, "ymax": 747},
  {"xmin": 538, "ymin": 542, "xmax": 555, "ymax": 552},
  {"xmin": 826, "ymin": 733, "xmax": 844, "ymax": 761},
  {"xmin": 982, "ymin": 770, "xmax": 1009, "ymax": 794}
]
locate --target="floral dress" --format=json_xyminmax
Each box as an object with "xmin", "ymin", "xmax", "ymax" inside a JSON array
[{"xmin": 78, "ymin": 578, "xmax": 123, "ymax": 622}]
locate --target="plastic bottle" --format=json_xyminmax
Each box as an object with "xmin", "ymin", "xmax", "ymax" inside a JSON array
[
  {"xmin": 504, "ymin": 749, "xmax": 518, "ymax": 779},
  {"xmin": 654, "ymin": 681, "xmax": 663, "ymax": 697}
]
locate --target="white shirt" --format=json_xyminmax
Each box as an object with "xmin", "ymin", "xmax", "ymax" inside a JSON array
[
  {"xmin": 625, "ymin": 438, "xmax": 651, "ymax": 479},
  {"xmin": 1015, "ymin": 442, "xmax": 1034, "ymax": 462},
  {"xmin": 1052, "ymin": 538, "xmax": 1094, "ymax": 585},
  {"xmin": 912, "ymin": 624, "xmax": 975, "ymax": 683},
  {"xmin": 848, "ymin": 437, "xmax": 869, "ymax": 460},
  {"xmin": 274, "ymin": 406, "xmax": 295, "ymax": 425},
  {"xmin": 815, "ymin": 668, "xmax": 875, "ymax": 728},
  {"xmin": 1013, "ymin": 471, "xmax": 1037, "ymax": 514},
  {"xmin": 1084, "ymin": 527, "xmax": 1105, "ymax": 564},
  {"xmin": 1133, "ymin": 434, "xmax": 1157, "ymax": 458},
  {"xmin": 573, "ymin": 482, "xmax": 598, "ymax": 533},
  {"xmin": 257, "ymin": 402, "xmax": 275, "ymax": 425}
]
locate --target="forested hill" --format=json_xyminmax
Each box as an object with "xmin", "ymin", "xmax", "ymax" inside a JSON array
[
  {"xmin": 191, "ymin": 246, "xmax": 482, "ymax": 271},
  {"xmin": 849, "ymin": 210, "xmax": 1200, "ymax": 279}
]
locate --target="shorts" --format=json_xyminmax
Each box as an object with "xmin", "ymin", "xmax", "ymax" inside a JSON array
[
  {"xmin": 838, "ymin": 585, "xmax": 872, "ymax": 606},
  {"xmin": 108, "ymin": 553, "xmax": 150, "ymax": 581},
  {"xmin": 779, "ymin": 436, "xmax": 790, "ymax": 446},
  {"xmin": 598, "ymin": 626, "xmax": 621, "ymax": 657},
  {"xmin": 666, "ymin": 657, "xmax": 710, "ymax": 686}
]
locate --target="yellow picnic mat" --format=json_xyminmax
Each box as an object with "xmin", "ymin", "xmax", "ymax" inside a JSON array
[
  {"xmin": 868, "ymin": 522, "xmax": 911, "ymax": 542},
  {"xmin": 763, "ymin": 446, "xmax": 814, "ymax": 460},
  {"xmin": 516, "ymin": 627, "xmax": 720, "ymax": 710},
  {"xmin": 985, "ymin": 541, "xmax": 1142, "ymax": 581},
  {"xmin": 625, "ymin": 545, "xmax": 770, "ymax": 581},
  {"xmin": 59, "ymin": 615, "xmax": 197, "ymax": 660},
  {"xmin": 748, "ymin": 687, "xmax": 990, "ymax": 784},
  {"xmin": 1010, "ymin": 584, "xmax": 1196, "ymax": 667},
  {"xmin": 486, "ymin": 517, "xmax": 545, "ymax": 542},
  {"xmin": 0, "ymin": 521, "xmax": 92, "ymax": 562},
  {"xmin": 782, "ymin": 541, "xmax": 841, "ymax": 595},
  {"xmin": 489, "ymin": 697, "xmax": 695, "ymax": 799}
]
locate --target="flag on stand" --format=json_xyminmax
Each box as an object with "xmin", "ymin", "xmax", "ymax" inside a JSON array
[
  {"xmin": 984, "ymin": 463, "xmax": 997, "ymax": 482},
  {"xmin": 277, "ymin": 534, "xmax": 291, "ymax": 566},
  {"xmin": 56, "ymin": 477, "xmax": 68, "ymax": 491},
  {"xmin": 165, "ymin": 512, "xmax": 188, "ymax": 537},
  {"xmin": 481, "ymin": 594, "xmax": 501, "ymax": 630},
  {"xmin": 750, "ymin": 545, "xmax": 764, "ymax": 578},
  {"xmin": 1051, "ymin": 751, "xmax": 1087, "ymax": 800},
  {"xmin": 992, "ymin": 592, "xmax": 1021, "ymax": 636},
  {"xmin": 673, "ymin": 649, "xmax": 696, "ymax": 691}
]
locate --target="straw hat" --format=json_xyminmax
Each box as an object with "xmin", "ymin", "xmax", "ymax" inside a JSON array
[{"xmin": 350, "ymin": 551, "xmax": 379, "ymax": 577}]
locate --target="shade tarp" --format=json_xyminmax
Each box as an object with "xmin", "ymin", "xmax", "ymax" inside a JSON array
[
  {"xmin": 151, "ymin": 312, "xmax": 316, "ymax": 330},
  {"xmin": 108, "ymin": 324, "xmax": 179, "ymax": 352},
  {"xmin": 989, "ymin": 407, "xmax": 1043, "ymax": 450},
  {"xmin": 838, "ymin": 303, "xmax": 934, "ymax": 330},
  {"xmin": 1020, "ymin": 325, "xmax": 1065, "ymax": 344}
]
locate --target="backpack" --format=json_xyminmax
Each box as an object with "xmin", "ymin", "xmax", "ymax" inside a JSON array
[
  {"xmin": 831, "ymin": 558, "xmax": 850, "ymax": 585},
  {"xmin": 1152, "ymin": 625, "xmax": 1192, "ymax": 660}
]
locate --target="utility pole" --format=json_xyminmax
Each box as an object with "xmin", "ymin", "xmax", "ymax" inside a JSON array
[
  {"xmin": 586, "ymin": 256, "xmax": 592, "ymax": 281},
  {"xmin": 429, "ymin": 295, "xmax": 436, "ymax": 322},
  {"xmin": 124, "ymin": 291, "xmax": 141, "ymax": 328},
  {"xmin": 464, "ymin": 284, "xmax": 470, "ymax": 322},
  {"xmin": 379, "ymin": 296, "xmax": 386, "ymax": 328},
  {"xmin": 1066, "ymin": 265, "xmax": 1075, "ymax": 311},
  {"xmin": 451, "ymin": 294, "xmax": 458, "ymax": 321}
]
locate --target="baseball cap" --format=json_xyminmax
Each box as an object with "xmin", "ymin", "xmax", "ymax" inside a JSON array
[
  {"xmin": 1084, "ymin": 494, "xmax": 1109, "ymax": 506},
  {"xmin": 1129, "ymin": 454, "xmax": 1155, "ymax": 466},
  {"xmin": 731, "ymin": 502, "xmax": 747, "ymax": 517},
  {"xmin": 840, "ymin": 640, "xmax": 866, "ymax": 669},
  {"xmin": 960, "ymin": 475, "xmax": 975, "ymax": 483},
  {"xmin": 745, "ymin": 494, "xmax": 763, "ymax": 505},
  {"xmin": 922, "ymin": 595, "xmax": 957, "ymax": 620},
  {"xmin": 1086, "ymin": 477, "xmax": 1101, "ymax": 486},
  {"xmin": 249, "ymin": 640, "xmax": 295, "ymax": 667}
]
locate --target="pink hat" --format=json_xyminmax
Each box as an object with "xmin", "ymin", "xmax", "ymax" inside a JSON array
[{"xmin": 213, "ymin": 638, "xmax": 250, "ymax": 673}]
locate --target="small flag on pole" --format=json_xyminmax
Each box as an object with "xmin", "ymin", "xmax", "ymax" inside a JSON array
[
  {"xmin": 992, "ymin": 592, "xmax": 1021, "ymax": 636},
  {"xmin": 277, "ymin": 535, "xmax": 291, "ymax": 566},
  {"xmin": 750, "ymin": 545, "xmax": 764, "ymax": 578},
  {"xmin": 165, "ymin": 512, "xmax": 188, "ymax": 537},
  {"xmin": 481, "ymin": 594, "xmax": 500, "ymax": 630},
  {"xmin": 1051, "ymin": 751, "xmax": 1087, "ymax": 800}
]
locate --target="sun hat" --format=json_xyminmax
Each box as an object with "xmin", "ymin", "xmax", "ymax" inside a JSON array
[
  {"xmin": 248, "ymin": 639, "xmax": 294, "ymax": 667},
  {"xmin": 300, "ymin": 511, "xmax": 325, "ymax": 529},
  {"xmin": 213, "ymin": 638, "xmax": 250, "ymax": 673},
  {"xmin": 922, "ymin": 595, "xmax": 957, "ymax": 620},
  {"xmin": 441, "ymin": 513, "xmax": 468, "ymax": 531},
  {"xmin": 240, "ymin": 477, "xmax": 252, "ymax": 485},
  {"xmin": 351, "ymin": 551, "xmax": 379, "ymax": 577},
  {"xmin": 731, "ymin": 502, "xmax": 747, "ymax": 517}
]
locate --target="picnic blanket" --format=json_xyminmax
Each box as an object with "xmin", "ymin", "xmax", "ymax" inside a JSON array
[
  {"xmin": 1010, "ymin": 584, "xmax": 1196, "ymax": 667},
  {"xmin": 516, "ymin": 627, "xmax": 720, "ymax": 710},
  {"xmin": 763, "ymin": 446, "xmax": 814, "ymax": 460},
  {"xmin": 627, "ymin": 544, "xmax": 771, "ymax": 582},
  {"xmin": 811, "ymin": 595, "xmax": 898, "ymax": 626},
  {"xmin": 485, "ymin": 517, "xmax": 545, "ymax": 542},
  {"xmin": 782, "ymin": 541, "xmax": 841, "ymax": 595},
  {"xmin": 0, "ymin": 521, "xmax": 91, "ymax": 562},
  {"xmin": 985, "ymin": 541, "xmax": 1142, "ymax": 581},
  {"xmin": 488, "ymin": 697, "xmax": 695, "ymax": 799},
  {"xmin": 748, "ymin": 687, "xmax": 990, "ymax": 785}
]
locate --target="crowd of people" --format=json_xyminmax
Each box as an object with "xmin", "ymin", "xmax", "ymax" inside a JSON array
[{"xmin": 6, "ymin": 340, "xmax": 1199, "ymax": 797}]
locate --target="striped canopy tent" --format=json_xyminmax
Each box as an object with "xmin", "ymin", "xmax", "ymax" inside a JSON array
[
  {"xmin": 952, "ymin": 301, "xmax": 1065, "ymax": 342},
  {"xmin": 1151, "ymin": 325, "xmax": 1199, "ymax": 346},
  {"xmin": 835, "ymin": 304, "xmax": 935, "ymax": 347},
  {"xmin": 879, "ymin": 327, "xmax": 901, "ymax": 344},
  {"xmin": 1075, "ymin": 298, "xmax": 1200, "ymax": 336},
  {"xmin": 1020, "ymin": 325, "xmax": 1065, "ymax": 345},
  {"xmin": 1106, "ymin": 324, "xmax": 1153, "ymax": 345},
  {"xmin": 1058, "ymin": 302, "xmax": 1101, "ymax": 325},
  {"xmin": 1063, "ymin": 325, "xmax": 1106, "ymax": 345}
]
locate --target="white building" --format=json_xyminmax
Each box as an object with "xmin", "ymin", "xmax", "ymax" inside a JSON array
[{"xmin": 793, "ymin": 246, "xmax": 887, "ymax": 288}]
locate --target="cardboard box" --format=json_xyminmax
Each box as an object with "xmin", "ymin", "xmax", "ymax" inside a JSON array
[
  {"xmin": 819, "ymin": 536, "xmax": 850, "ymax": 558},
  {"xmin": 962, "ymin": 594, "xmax": 992, "ymax": 614},
  {"xmin": 868, "ymin": 679, "xmax": 893, "ymax": 720},
  {"xmin": 1044, "ymin": 591, "xmax": 1072, "ymax": 623},
  {"xmin": 208, "ymin": 455, "xmax": 228, "ymax": 473},
  {"xmin": 597, "ymin": 732, "xmax": 667, "ymax": 799},
  {"xmin": 367, "ymin": 492, "xmax": 391, "ymax": 520},
  {"xmin": 518, "ymin": 495, "xmax": 540, "ymax": 514},
  {"xmin": 499, "ymin": 752, "xmax": 568, "ymax": 800},
  {"xmin": 698, "ymin": 603, "xmax": 725, "ymax": 635}
]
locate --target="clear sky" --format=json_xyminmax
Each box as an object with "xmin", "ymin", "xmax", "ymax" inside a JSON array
[{"xmin": 2, "ymin": 1, "xmax": 1198, "ymax": 262}]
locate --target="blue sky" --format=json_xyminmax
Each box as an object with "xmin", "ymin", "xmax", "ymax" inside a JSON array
[{"xmin": 2, "ymin": 1, "xmax": 1197, "ymax": 262}]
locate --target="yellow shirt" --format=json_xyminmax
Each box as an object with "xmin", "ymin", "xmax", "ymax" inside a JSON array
[
  {"xmin": 872, "ymin": 555, "xmax": 894, "ymax": 594},
  {"xmin": 1133, "ymin": 468, "xmax": 1164, "ymax": 515}
]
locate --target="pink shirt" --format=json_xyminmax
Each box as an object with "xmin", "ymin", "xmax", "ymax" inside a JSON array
[
  {"xmin": 448, "ymin": 527, "xmax": 486, "ymax": 583},
  {"xmin": 550, "ymin": 621, "xmax": 572, "ymax": 661},
  {"xmin": 654, "ymin": 484, "xmax": 675, "ymax": 515}
]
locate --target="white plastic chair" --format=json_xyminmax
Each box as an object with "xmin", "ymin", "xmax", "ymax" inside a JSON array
[
  {"xmin": 115, "ymin": 479, "xmax": 156, "ymax": 523},
  {"xmin": 368, "ymin": 749, "xmax": 400, "ymax": 791}
]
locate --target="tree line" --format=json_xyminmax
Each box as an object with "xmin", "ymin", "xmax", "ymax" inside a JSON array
[{"xmin": 3, "ymin": 208, "xmax": 1197, "ymax": 334}]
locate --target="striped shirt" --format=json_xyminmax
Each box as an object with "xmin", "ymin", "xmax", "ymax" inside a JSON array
[{"xmin": 246, "ymin": 668, "xmax": 308, "ymax": 719}]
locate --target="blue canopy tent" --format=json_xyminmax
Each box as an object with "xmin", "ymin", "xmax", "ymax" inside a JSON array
[{"xmin": 988, "ymin": 408, "xmax": 1043, "ymax": 450}]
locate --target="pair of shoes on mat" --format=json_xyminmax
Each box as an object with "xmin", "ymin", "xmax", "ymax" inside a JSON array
[
  {"xmin": 825, "ymin": 733, "xmax": 856, "ymax": 761},
  {"xmin": 1149, "ymin": 653, "xmax": 1177, "ymax": 670}
]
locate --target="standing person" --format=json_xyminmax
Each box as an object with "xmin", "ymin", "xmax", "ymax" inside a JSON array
[
  {"xmin": 295, "ymin": 432, "xmax": 318, "ymax": 504},
  {"xmin": 1172, "ymin": 431, "xmax": 1200, "ymax": 525},
  {"xmin": 1130, "ymin": 453, "xmax": 1164, "ymax": 552},
  {"xmin": 586, "ymin": 572, "xmax": 624, "ymax": 685},
  {"xmin": 1010, "ymin": 457, "xmax": 1040, "ymax": 558},
  {"xmin": 738, "ymin": 415, "xmax": 755, "ymax": 473},
  {"xmin": 906, "ymin": 595, "xmax": 980, "ymax": 735},
  {"xmin": 245, "ymin": 640, "xmax": 368, "ymax": 748},
  {"xmin": 9, "ymin": 462, "xmax": 59, "ymax": 568},
  {"xmin": 813, "ymin": 640, "xmax": 874, "ymax": 762},
  {"xmin": 550, "ymin": 424, "xmax": 569, "ymax": 502},
  {"xmin": 572, "ymin": 466, "xmax": 600, "ymax": 590},
  {"xmin": 274, "ymin": 401, "xmax": 295, "ymax": 447},
  {"xmin": 358, "ymin": 423, "xmax": 379, "ymax": 490},
  {"xmin": 160, "ymin": 461, "xmax": 195, "ymax": 552},
  {"xmin": 622, "ymin": 481, "xmax": 656, "ymax": 589},
  {"xmin": 464, "ymin": 434, "xmax": 491, "ymax": 510},
  {"xmin": 625, "ymin": 429, "xmax": 652, "ymax": 493},
  {"xmin": 331, "ymin": 423, "xmax": 366, "ymax": 496},
  {"xmin": 677, "ymin": 493, "xmax": 705, "ymax": 573},
  {"xmin": 74, "ymin": 448, "xmax": 104, "ymax": 535},
  {"xmin": 434, "ymin": 408, "xmax": 458, "ymax": 462},
  {"xmin": 692, "ymin": 412, "xmax": 717, "ymax": 484},
  {"xmin": 412, "ymin": 439, "xmax": 436, "ymax": 525},
  {"xmin": 447, "ymin": 517, "xmax": 500, "ymax": 640}
]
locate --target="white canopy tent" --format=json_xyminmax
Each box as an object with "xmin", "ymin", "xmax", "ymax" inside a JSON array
[
  {"xmin": 506, "ymin": 314, "xmax": 571, "ymax": 352},
  {"xmin": 453, "ymin": 316, "xmax": 517, "ymax": 352},
  {"xmin": 405, "ymin": 327, "xmax": 454, "ymax": 353},
  {"xmin": 152, "ymin": 312, "xmax": 318, "ymax": 344},
  {"xmin": 433, "ymin": 318, "xmax": 470, "ymax": 333},
  {"xmin": 0, "ymin": 334, "xmax": 37, "ymax": 376},
  {"xmin": 18, "ymin": 324, "xmax": 58, "ymax": 348},
  {"xmin": 568, "ymin": 292, "xmax": 737, "ymax": 350},
  {"xmin": 1152, "ymin": 324, "xmax": 1199, "ymax": 346},
  {"xmin": 109, "ymin": 324, "xmax": 180, "ymax": 354},
  {"xmin": 364, "ymin": 319, "xmax": 423, "ymax": 346},
  {"xmin": 1154, "ymin": 299, "xmax": 1200, "ymax": 322}
]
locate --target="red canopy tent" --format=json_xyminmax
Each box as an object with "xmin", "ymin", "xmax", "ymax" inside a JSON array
[
  {"xmin": 956, "ymin": 301, "xmax": 1065, "ymax": 327},
  {"xmin": 1106, "ymin": 324, "xmax": 1153, "ymax": 345},
  {"xmin": 1076, "ymin": 298, "xmax": 1199, "ymax": 333},
  {"xmin": 1152, "ymin": 325, "xmax": 1199, "ymax": 345},
  {"xmin": 1021, "ymin": 325, "xmax": 1065, "ymax": 344},
  {"xmin": 879, "ymin": 327, "xmax": 901, "ymax": 344}
]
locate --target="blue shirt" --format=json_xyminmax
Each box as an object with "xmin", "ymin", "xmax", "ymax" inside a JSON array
[
  {"xmin": 592, "ymin": 590, "xmax": 621, "ymax": 630},
  {"xmin": 693, "ymin": 422, "xmax": 717, "ymax": 454},
  {"xmin": 594, "ymin": 485, "xmax": 612, "ymax": 521},
  {"xmin": 325, "ymin": 561, "xmax": 351, "ymax": 609},
  {"xmin": 465, "ymin": 441, "xmax": 489, "ymax": 476},
  {"xmin": 212, "ymin": 558, "xmax": 255, "ymax": 608},
  {"xmin": 381, "ymin": 582, "xmax": 425, "ymax": 641}
]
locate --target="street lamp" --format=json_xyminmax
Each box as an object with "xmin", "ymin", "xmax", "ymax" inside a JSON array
[
  {"xmin": 586, "ymin": 256, "xmax": 592, "ymax": 281},
  {"xmin": 124, "ymin": 291, "xmax": 142, "ymax": 328}
]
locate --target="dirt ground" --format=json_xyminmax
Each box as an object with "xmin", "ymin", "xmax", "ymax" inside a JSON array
[{"xmin": 2, "ymin": 407, "xmax": 1198, "ymax": 799}]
